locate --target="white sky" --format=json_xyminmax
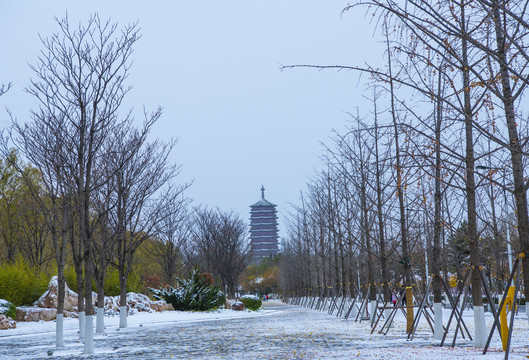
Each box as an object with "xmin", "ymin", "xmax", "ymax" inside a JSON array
[{"xmin": 0, "ymin": 1, "xmax": 383, "ymax": 236}]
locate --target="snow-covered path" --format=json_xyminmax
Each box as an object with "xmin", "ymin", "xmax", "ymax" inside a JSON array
[{"xmin": 1, "ymin": 302, "xmax": 529, "ymax": 359}]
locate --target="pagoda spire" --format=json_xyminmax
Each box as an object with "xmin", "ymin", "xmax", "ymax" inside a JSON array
[{"xmin": 261, "ymin": 185, "xmax": 265, "ymax": 199}]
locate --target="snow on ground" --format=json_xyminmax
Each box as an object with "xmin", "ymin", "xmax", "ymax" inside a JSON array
[
  {"xmin": 1, "ymin": 306, "xmax": 273, "ymax": 337},
  {"xmin": 0, "ymin": 301, "xmax": 529, "ymax": 359}
]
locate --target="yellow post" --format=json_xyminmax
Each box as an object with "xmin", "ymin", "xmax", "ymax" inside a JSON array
[
  {"xmin": 500, "ymin": 286, "xmax": 515, "ymax": 351},
  {"xmin": 406, "ymin": 286, "xmax": 413, "ymax": 333},
  {"xmin": 500, "ymin": 300, "xmax": 508, "ymax": 351},
  {"xmin": 506, "ymin": 286, "xmax": 515, "ymax": 311}
]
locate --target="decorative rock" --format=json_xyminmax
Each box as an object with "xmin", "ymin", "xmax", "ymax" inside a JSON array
[
  {"xmin": 16, "ymin": 276, "xmax": 174, "ymax": 322},
  {"xmin": 231, "ymin": 301, "xmax": 244, "ymax": 311},
  {"xmin": 18, "ymin": 307, "xmax": 57, "ymax": 322},
  {"xmin": 16, "ymin": 307, "xmax": 28, "ymax": 322},
  {"xmin": 225, "ymin": 300, "xmax": 232, "ymax": 309},
  {"xmin": 17, "ymin": 306, "xmax": 63, "ymax": 321},
  {"xmin": 39, "ymin": 308, "xmax": 58, "ymax": 321},
  {"xmin": 34, "ymin": 276, "xmax": 78, "ymax": 312},
  {"xmin": 149, "ymin": 300, "xmax": 171, "ymax": 312},
  {"xmin": 63, "ymin": 310, "xmax": 77, "ymax": 318},
  {"xmin": 0, "ymin": 314, "xmax": 16, "ymax": 329}
]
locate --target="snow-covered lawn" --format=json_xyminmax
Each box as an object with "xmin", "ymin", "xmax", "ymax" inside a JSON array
[{"xmin": 1, "ymin": 301, "xmax": 529, "ymax": 359}]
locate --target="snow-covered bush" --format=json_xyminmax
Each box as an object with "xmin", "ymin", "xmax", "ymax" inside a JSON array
[
  {"xmin": 0, "ymin": 299, "xmax": 16, "ymax": 320},
  {"xmin": 240, "ymin": 295, "xmax": 262, "ymax": 311},
  {"xmin": 150, "ymin": 269, "xmax": 225, "ymax": 311}
]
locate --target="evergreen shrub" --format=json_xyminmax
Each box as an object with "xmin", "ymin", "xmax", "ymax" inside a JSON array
[
  {"xmin": 150, "ymin": 268, "xmax": 225, "ymax": 311},
  {"xmin": 240, "ymin": 295, "xmax": 262, "ymax": 311},
  {"xmin": 0, "ymin": 299, "xmax": 16, "ymax": 320}
]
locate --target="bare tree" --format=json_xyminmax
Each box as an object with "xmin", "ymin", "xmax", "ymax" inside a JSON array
[
  {"xmin": 370, "ymin": 90, "xmax": 392, "ymax": 312},
  {"xmin": 111, "ymin": 122, "xmax": 188, "ymax": 328},
  {"xmin": 475, "ymin": 0, "xmax": 529, "ymax": 315},
  {"xmin": 149, "ymin": 196, "xmax": 192, "ymax": 286},
  {"xmin": 22, "ymin": 13, "xmax": 141, "ymax": 353},
  {"xmin": 189, "ymin": 208, "xmax": 250, "ymax": 297},
  {"xmin": 3, "ymin": 110, "xmax": 75, "ymax": 348}
]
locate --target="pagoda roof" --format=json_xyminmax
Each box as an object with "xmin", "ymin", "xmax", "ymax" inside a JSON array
[
  {"xmin": 250, "ymin": 185, "xmax": 277, "ymax": 207},
  {"xmin": 250, "ymin": 198, "xmax": 277, "ymax": 207}
]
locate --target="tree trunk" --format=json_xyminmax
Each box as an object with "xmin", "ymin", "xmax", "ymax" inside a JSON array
[
  {"xmin": 375, "ymin": 114, "xmax": 389, "ymax": 304},
  {"xmin": 119, "ymin": 262, "xmax": 128, "ymax": 328},
  {"xmin": 76, "ymin": 267, "xmax": 85, "ymax": 340},
  {"xmin": 490, "ymin": 0, "xmax": 529, "ymax": 323},
  {"xmin": 96, "ymin": 274, "xmax": 105, "ymax": 334},
  {"xmin": 433, "ymin": 68, "xmax": 444, "ymax": 340},
  {"xmin": 82, "ymin": 234, "xmax": 94, "ymax": 354},
  {"xmin": 56, "ymin": 246, "xmax": 66, "ymax": 348},
  {"xmin": 461, "ymin": 5, "xmax": 485, "ymax": 346}
]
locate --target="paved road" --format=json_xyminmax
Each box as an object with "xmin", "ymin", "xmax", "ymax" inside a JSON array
[
  {"xmin": 0, "ymin": 302, "xmax": 465, "ymax": 360},
  {"xmin": 0, "ymin": 302, "xmax": 387, "ymax": 360}
]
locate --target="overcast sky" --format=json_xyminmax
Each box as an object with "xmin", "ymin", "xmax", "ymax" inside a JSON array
[{"xmin": 0, "ymin": 1, "xmax": 383, "ymax": 237}]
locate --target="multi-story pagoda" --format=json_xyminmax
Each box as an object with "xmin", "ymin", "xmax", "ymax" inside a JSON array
[{"xmin": 250, "ymin": 186, "xmax": 279, "ymax": 264}]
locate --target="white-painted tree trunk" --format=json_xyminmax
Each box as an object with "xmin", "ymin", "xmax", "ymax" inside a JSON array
[
  {"xmin": 83, "ymin": 315, "xmax": 94, "ymax": 354},
  {"xmin": 384, "ymin": 308, "xmax": 393, "ymax": 328},
  {"xmin": 433, "ymin": 302, "xmax": 443, "ymax": 340},
  {"xmin": 56, "ymin": 313, "xmax": 64, "ymax": 347},
  {"xmin": 351, "ymin": 297, "xmax": 358, "ymax": 318},
  {"xmin": 78, "ymin": 311, "xmax": 85, "ymax": 340},
  {"xmin": 473, "ymin": 306, "xmax": 486, "ymax": 348},
  {"xmin": 369, "ymin": 300, "xmax": 377, "ymax": 326},
  {"xmin": 96, "ymin": 307, "xmax": 105, "ymax": 334},
  {"xmin": 335, "ymin": 297, "xmax": 342, "ymax": 313},
  {"xmin": 119, "ymin": 306, "xmax": 127, "ymax": 328}
]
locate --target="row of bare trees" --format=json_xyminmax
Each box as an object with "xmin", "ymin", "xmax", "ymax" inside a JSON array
[
  {"xmin": 282, "ymin": 0, "xmax": 529, "ymax": 347},
  {"xmin": 0, "ymin": 13, "xmax": 254, "ymax": 354},
  {"xmin": 0, "ymin": 14, "xmax": 190, "ymax": 354}
]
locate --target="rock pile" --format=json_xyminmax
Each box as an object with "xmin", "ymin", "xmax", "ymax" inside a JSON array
[
  {"xmin": 15, "ymin": 276, "xmax": 173, "ymax": 323},
  {"xmin": 97, "ymin": 292, "xmax": 173, "ymax": 316},
  {"xmin": 0, "ymin": 314, "xmax": 15, "ymax": 330}
]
